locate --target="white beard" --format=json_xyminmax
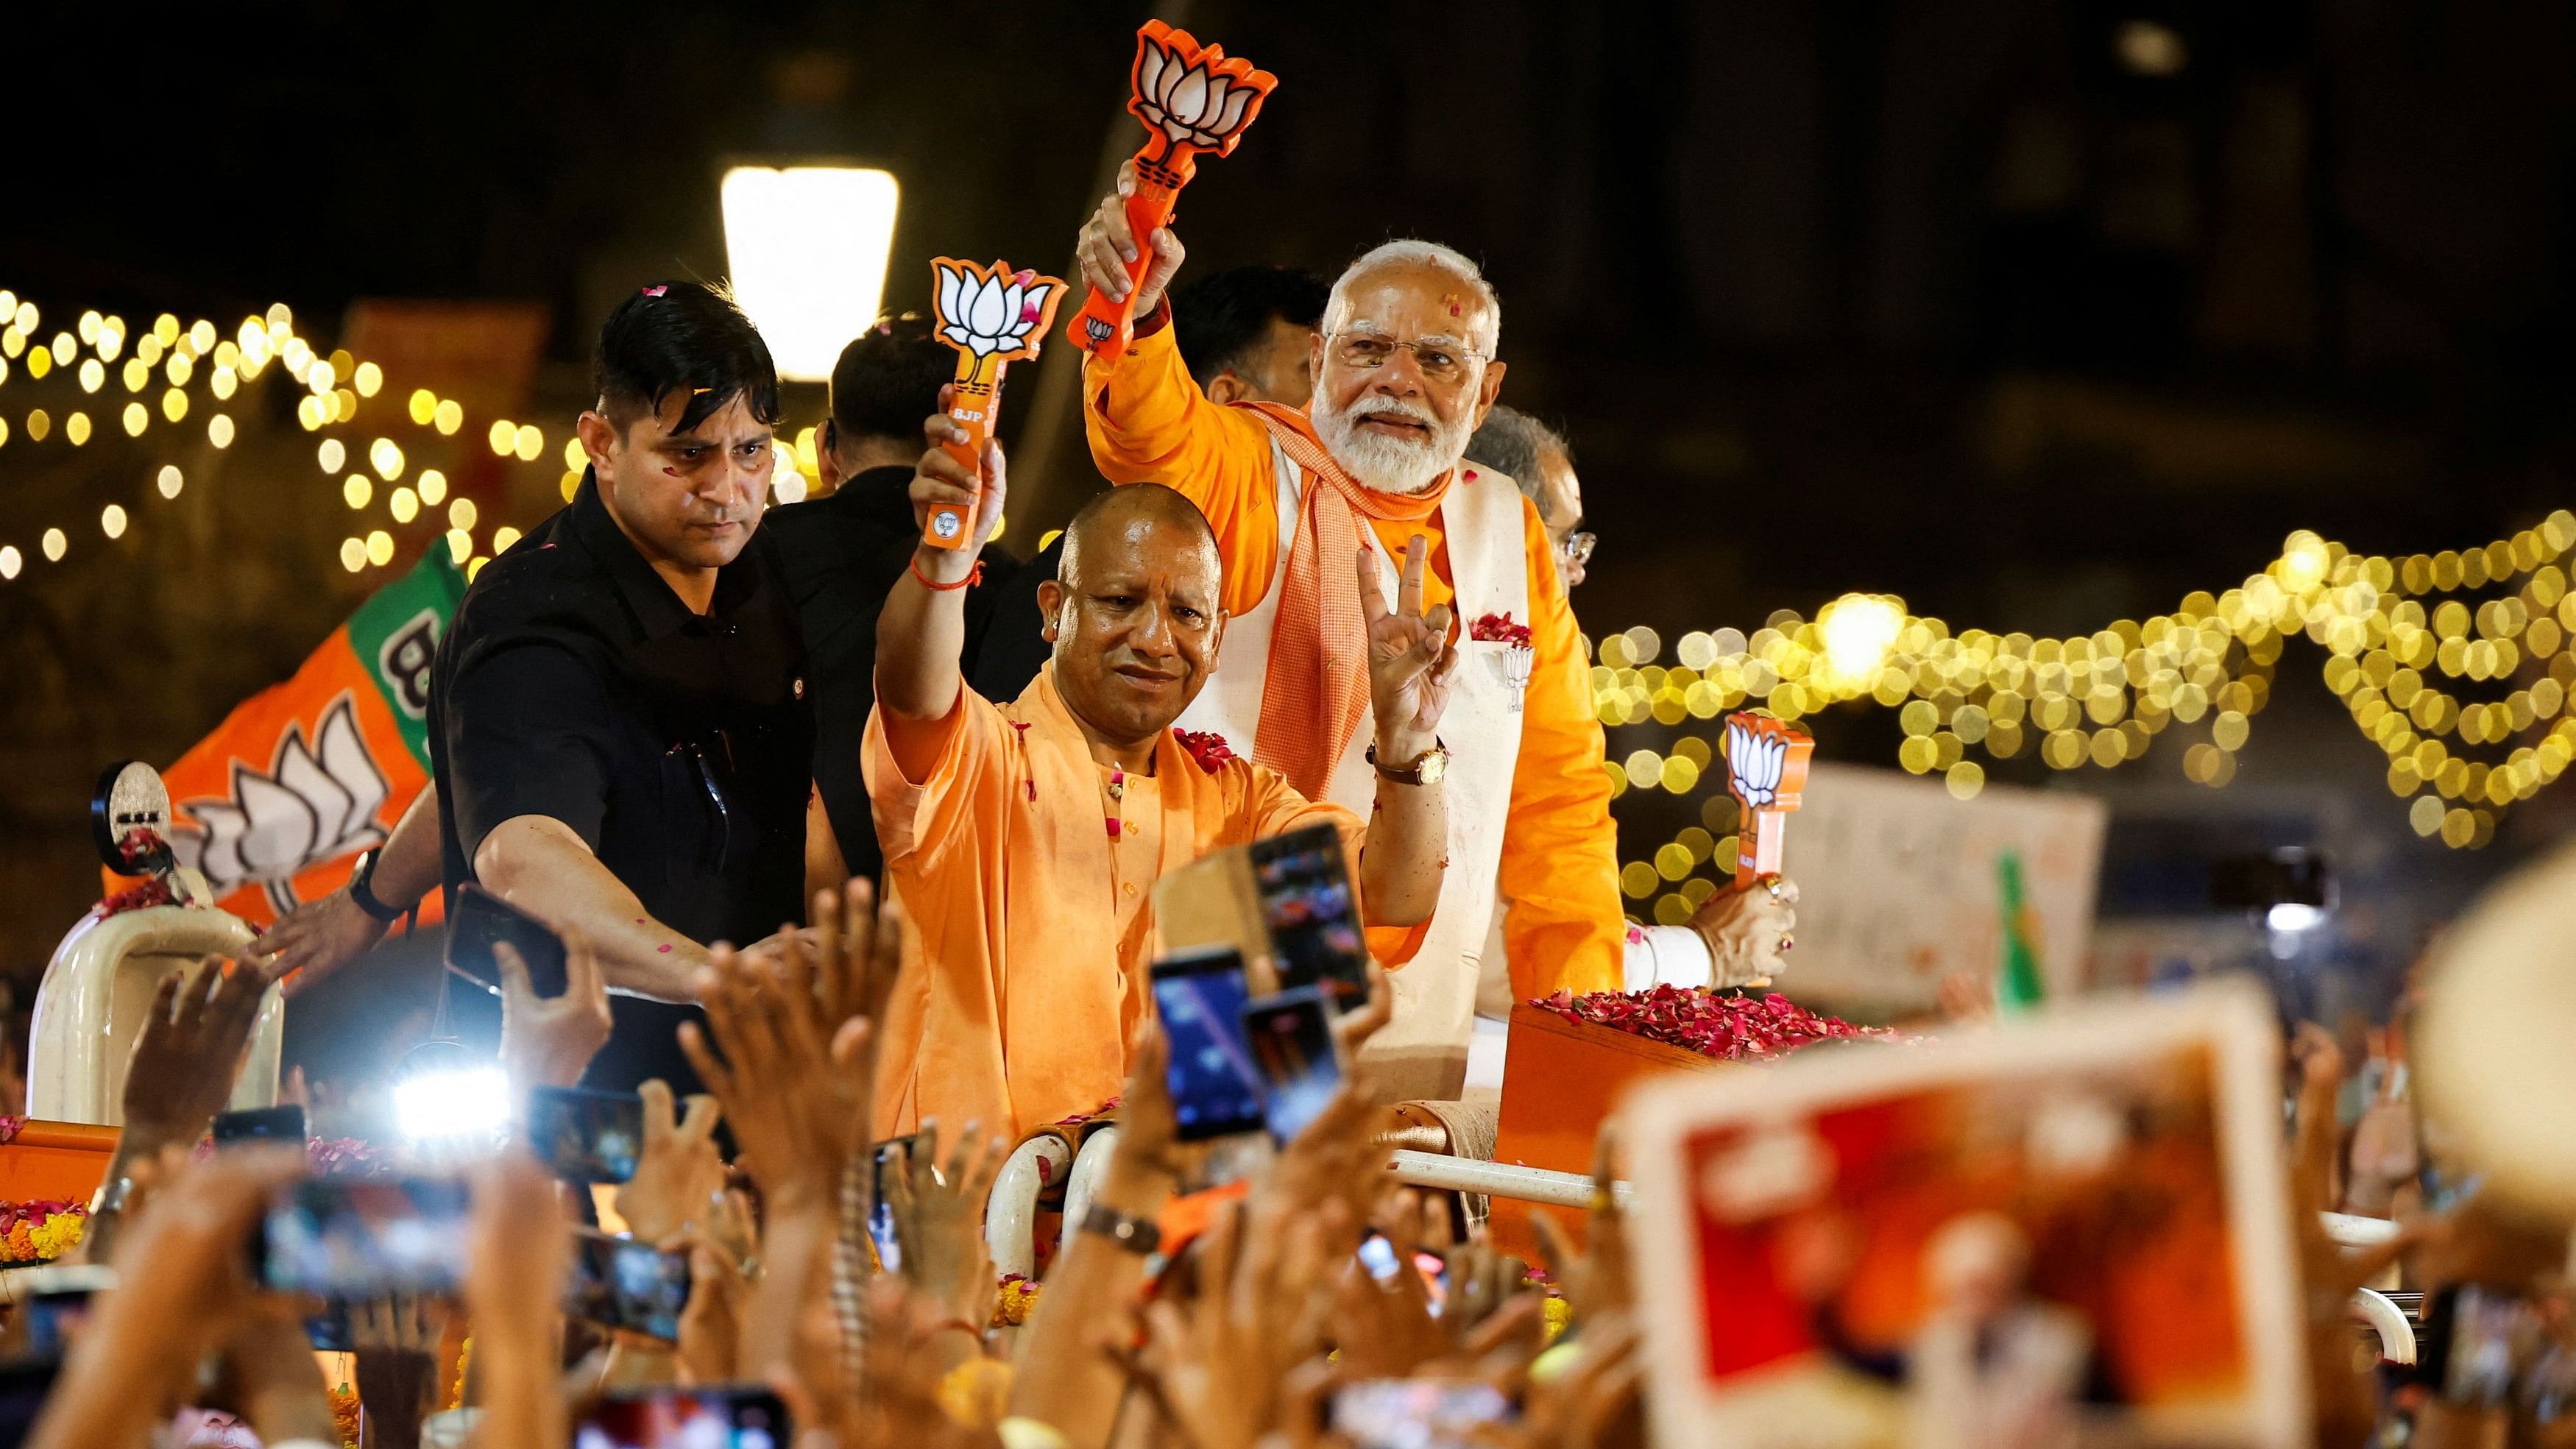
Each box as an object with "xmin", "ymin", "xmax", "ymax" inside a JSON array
[{"xmin": 1313, "ymin": 395, "xmax": 1469, "ymax": 495}]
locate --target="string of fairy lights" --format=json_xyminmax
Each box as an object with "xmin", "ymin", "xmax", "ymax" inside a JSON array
[
  {"xmin": 1, "ymin": 287, "xmax": 2568, "ymax": 913},
  {"xmin": 1598, "ymin": 511, "xmax": 2576, "ymax": 926},
  {"xmin": 0, "ymin": 288, "xmax": 824, "ymax": 585}
]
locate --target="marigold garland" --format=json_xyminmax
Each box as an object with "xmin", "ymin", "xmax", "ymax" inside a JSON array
[
  {"xmin": 992, "ymin": 1273, "xmax": 1041, "ymax": 1327},
  {"xmin": 0, "ymin": 1199, "xmax": 87, "ymax": 1264}
]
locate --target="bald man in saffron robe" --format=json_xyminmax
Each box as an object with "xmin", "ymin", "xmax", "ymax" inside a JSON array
[{"xmin": 864, "ymin": 414, "xmax": 1460, "ymax": 1137}]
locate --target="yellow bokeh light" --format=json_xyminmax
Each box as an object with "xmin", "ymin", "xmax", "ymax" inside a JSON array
[
  {"xmin": 366, "ymin": 531, "xmax": 395, "ymax": 567},
  {"xmin": 370, "ymin": 437, "xmax": 405, "ymax": 480},
  {"xmin": 121, "ymin": 403, "xmax": 147, "ymax": 437},
  {"xmin": 389, "ymin": 487, "xmax": 420, "ymax": 523},
  {"xmin": 158, "ymin": 466, "xmax": 183, "ymax": 499},
  {"xmin": 42, "ymin": 528, "xmax": 67, "ymax": 562},
  {"xmin": 408, "ymin": 389, "xmax": 437, "ymax": 425},
  {"xmin": 318, "ymin": 439, "xmax": 347, "ymax": 472},
  {"xmin": 513, "ymin": 424, "xmax": 544, "ymax": 461},
  {"xmin": 353, "ymin": 361, "xmax": 382, "ymax": 397},
  {"xmin": 1817, "ymin": 592, "xmax": 1906, "ymax": 684},
  {"xmin": 343, "ymin": 474, "xmax": 374, "ymax": 510},
  {"xmin": 65, "ymin": 411, "xmax": 91, "ymax": 445},
  {"xmin": 417, "ymin": 470, "xmax": 448, "ymax": 506},
  {"xmin": 161, "ymin": 388, "xmax": 187, "ymax": 422},
  {"xmin": 492, "ymin": 525, "xmax": 523, "ymax": 554},
  {"xmin": 433, "ymin": 400, "xmax": 463, "ymax": 436},
  {"xmin": 0, "ymin": 547, "xmax": 17, "ymax": 581},
  {"xmin": 339, "ymin": 538, "xmax": 367, "ymax": 573},
  {"xmin": 563, "ymin": 438, "xmax": 587, "ymax": 470},
  {"xmin": 448, "ymin": 497, "xmax": 479, "ymax": 531},
  {"xmin": 99, "ymin": 504, "xmax": 126, "ymax": 539},
  {"xmin": 208, "ymin": 414, "xmax": 233, "ymax": 448},
  {"xmin": 489, "ymin": 419, "xmax": 517, "ymax": 455},
  {"xmin": 77, "ymin": 358, "xmax": 102, "ymax": 392}
]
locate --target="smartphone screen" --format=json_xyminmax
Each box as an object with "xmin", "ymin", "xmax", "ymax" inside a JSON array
[
  {"xmin": 868, "ymin": 1133, "xmax": 929, "ymax": 1272},
  {"xmin": 1248, "ymin": 825, "xmax": 1369, "ymax": 1000},
  {"xmin": 1151, "ymin": 948, "xmax": 1266, "ymax": 1141},
  {"xmin": 566, "ymin": 1232, "xmax": 691, "ymax": 1344},
  {"xmin": 528, "ymin": 1087, "xmax": 645, "ymax": 1185},
  {"xmin": 1331, "ymin": 1380, "xmax": 1510, "ymax": 1449},
  {"xmin": 575, "ymin": 1385, "xmax": 789, "ymax": 1449},
  {"xmin": 259, "ymin": 1177, "xmax": 473, "ymax": 1297},
  {"xmin": 446, "ymin": 883, "xmax": 569, "ymax": 999},
  {"xmin": 304, "ymin": 1302, "xmax": 353, "ymax": 1354},
  {"xmin": 1245, "ymin": 985, "xmax": 1341, "ymax": 1142},
  {"xmin": 211, "ymin": 1104, "xmax": 306, "ymax": 1148},
  {"xmin": 1354, "ymin": 1233, "xmax": 1448, "ymax": 1313},
  {"xmin": 2435, "ymin": 1285, "xmax": 2539, "ymax": 1407}
]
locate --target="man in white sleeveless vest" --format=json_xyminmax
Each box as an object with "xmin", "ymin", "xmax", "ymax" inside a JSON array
[{"xmin": 1075, "ymin": 166, "xmax": 1799, "ymax": 1101}]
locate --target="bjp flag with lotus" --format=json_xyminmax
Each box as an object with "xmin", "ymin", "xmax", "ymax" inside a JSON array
[{"xmin": 102, "ymin": 548, "xmax": 465, "ymax": 927}]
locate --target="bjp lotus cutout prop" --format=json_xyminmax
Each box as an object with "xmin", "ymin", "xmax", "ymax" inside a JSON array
[
  {"xmin": 922, "ymin": 258, "xmax": 1064, "ymax": 550},
  {"xmin": 1067, "ymin": 19, "xmax": 1277, "ymax": 361},
  {"xmin": 1722, "ymin": 711, "xmax": 1814, "ymax": 889}
]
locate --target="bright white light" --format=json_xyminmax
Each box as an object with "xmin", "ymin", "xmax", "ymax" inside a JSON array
[
  {"xmin": 722, "ymin": 165, "xmax": 900, "ymax": 382},
  {"xmin": 394, "ymin": 1065, "xmax": 512, "ymax": 1141},
  {"xmin": 1817, "ymin": 593, "xmax": 1906, "ymax": 682},
  {"xmin": 2267, "ymin": 902, "xmax": 2324, "ymax": 933}
]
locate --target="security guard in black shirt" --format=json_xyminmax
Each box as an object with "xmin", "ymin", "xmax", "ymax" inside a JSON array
[{"xmin": 426, "ymin": 281, "xmax": 812, "ymax": 1094}]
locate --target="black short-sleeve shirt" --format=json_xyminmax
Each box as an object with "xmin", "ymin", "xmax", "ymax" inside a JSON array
[{"xmin": 429, "ymin": 472, "xmax": 814, "ymax": 1042}]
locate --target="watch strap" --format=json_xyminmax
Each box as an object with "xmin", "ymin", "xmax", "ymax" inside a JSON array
[
  {"xmin": 346, "ymin": 848, "xmax": 408, "ymax": 923},
  {"xmin": 1367, "ymin": 738, "xmax": 1448, "ymax": 784},
  {"xmin": 1078, "ymin": 1202, "xmax": 1162, "ymax": 1256}
]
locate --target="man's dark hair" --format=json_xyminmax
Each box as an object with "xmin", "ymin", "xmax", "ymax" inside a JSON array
[
  {"xmin": 828, "ymin": 312, "xmax": 955, "ymax": 449},
  {"xmin": 1171, "ymin": 265, "xmax": 1329, "ymax": 388},
  {"xmin": 1464, "ymin": 405, "xmax": 1571, "ymax": 500},
  {"xmin": 594, "ymin": 281, "xmax": 781, "ymax": 436}
]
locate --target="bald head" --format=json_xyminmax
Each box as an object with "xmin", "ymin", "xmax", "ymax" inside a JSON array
[
  {"xmin": 1059, "ymin": 483, "xmax": 1221, "ymax": 591},
  {"xmin": 1041, "ymin": 485, "xmax": 1229, "ymax": 745}
]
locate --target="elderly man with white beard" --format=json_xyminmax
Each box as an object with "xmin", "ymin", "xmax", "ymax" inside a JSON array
[{"xmin": 1075, "ymin": 164, "xmax": 1797, "ymax": 1102}]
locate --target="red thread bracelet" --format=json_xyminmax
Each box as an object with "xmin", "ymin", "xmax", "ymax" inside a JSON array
[{"xmin": 910, "ymin": 556, "xmax": 985, "ymax": 592}]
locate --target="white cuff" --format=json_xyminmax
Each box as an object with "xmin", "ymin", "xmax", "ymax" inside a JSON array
[{"xmin": 1622, "ymin": 926, "xmax": 1712, "ymax": 991}]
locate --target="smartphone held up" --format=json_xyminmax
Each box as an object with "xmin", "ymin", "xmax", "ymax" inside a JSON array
[{"xmin": 1151, "ymin": 946, "xmax": 1347, "ymax": 1144}]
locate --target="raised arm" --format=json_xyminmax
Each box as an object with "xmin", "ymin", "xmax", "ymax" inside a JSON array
[
  {"xmin": 254, "ymin": 786, "xmax": 442, "ymax": 995},
  {"xmin": 875, "ymin": 413, "xmax": 1010, "ymax": 782},
  {"xmin": 1354, "ymin": 536, "xmax": 1458, "ymax": 926},
  {"xmin": 475, "ymin": 815, "xmax": 708, "ymax": 999}
]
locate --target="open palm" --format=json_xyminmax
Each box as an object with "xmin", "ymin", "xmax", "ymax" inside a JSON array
[{"xmin": 1359, "ymin": 536, "xmax": 1460, "ymax": 740}]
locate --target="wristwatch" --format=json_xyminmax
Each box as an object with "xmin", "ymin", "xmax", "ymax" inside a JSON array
[
  {"xmin": 346, "ymin": 847, "xmax": 408, "ymax": 923},
  {"xmin": 1366, "ymin": 738, "xmax": 1450, "ymax": 787},
  {"xmin": 1078, "ymin": 1202, "xmax": 1162, "ymax": 1256}
]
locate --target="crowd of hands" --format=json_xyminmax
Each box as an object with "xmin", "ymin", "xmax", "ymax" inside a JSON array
[
  {"xmin": 18, "ymin": 879, "xmax": 1656, "ymax": 1449},
  {"xmin": 24, "ymin": 875, "xmax": 2576, "ymax": 1449}
]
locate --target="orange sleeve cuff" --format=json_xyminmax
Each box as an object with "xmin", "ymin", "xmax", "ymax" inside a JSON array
[{"xmin": 1367, "ymin": 919, "xmax": 1434, "ymax": 969}]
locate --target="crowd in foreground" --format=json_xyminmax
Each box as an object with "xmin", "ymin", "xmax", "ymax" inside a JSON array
[{"xmin": 7, "ymin": 873, "xmax": 2574, "ymax": 1449}]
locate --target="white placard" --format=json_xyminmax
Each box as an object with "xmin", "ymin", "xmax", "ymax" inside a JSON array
[{"xmin": 1771, "ymin": 762, "xmax": 2106, "ymax": 1012}]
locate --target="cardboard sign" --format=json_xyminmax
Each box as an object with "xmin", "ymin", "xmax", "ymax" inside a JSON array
[
  {"xmin": 1622, "ymin": 978, "xmax": 2306, "ymax": 1449},
  {"xmin": 1765, "ymin": 763, "xmax": 2106, "ymax": 1013}
]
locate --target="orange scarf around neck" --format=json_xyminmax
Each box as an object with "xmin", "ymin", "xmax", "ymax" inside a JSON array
[{"xmin": 1236, "ymin": 401, "xmax": 1451, "ymax": 799}]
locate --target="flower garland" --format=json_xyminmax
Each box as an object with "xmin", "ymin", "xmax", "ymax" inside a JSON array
[
  {"xmin": 1173, "ymin": 729, "xmax": 1236, "ymax": 773},
  {"xmin": 0, "ymin": 1199, "xmax": 87, "ymax": 1264},
  {"xmin": 1534, "ymin": 985, "xmax": 1893, "ymax": 1061},
  {"xmin": 1471, "ymin": 612, "xmax": 1534, "ymax": 648},
  {"xmin": 992, "ymin": 1273, "xmax": 1041, "ymax": 1327}
]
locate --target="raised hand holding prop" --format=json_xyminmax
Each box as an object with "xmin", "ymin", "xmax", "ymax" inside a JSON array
[
  {"xmin": 1681, "ymin": 712, "xmax": 1814, "ymax": 988},
  {"xmin": 1067, "ymin": 21, "xmax": 1275, "ymax": 360},
  {"xmin": 923, "ymin": 258, "xmax": 1063, "ymax": 549}
]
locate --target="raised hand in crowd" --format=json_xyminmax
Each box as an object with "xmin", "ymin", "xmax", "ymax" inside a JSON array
[
  {"xmin": 352, "ymin": 1293, "xmax": 452, "ymax": 1449},
  {"xmin": 615, "ymin": 1079, "xmax": 725, "ymax": 1244},
  {"xmin": 462, "ymin": 1150, "xmax": 575, "ymax": 1449},
  {"xmin": 28, "ymin": 1145, "xmax": 306, "ymax": 1449},
  {"xmin": 1076, "ymin": 157, "xmax": 1189, "ymax": 321},
  {"xmin": 880, "ymin": 1119, "xmax": 1011, "ymax": 1358},
  {"xmin": 85, "ymin": 957, "xmax": 274, "ymax": 1262},
  {"xmin": 496, "ymin": 932, "xmax": 612, "ymax": 1090}
]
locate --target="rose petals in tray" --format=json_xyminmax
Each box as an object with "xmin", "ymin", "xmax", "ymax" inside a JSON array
[{"xmin": 1532, "ymin": 984, "xmax": 1894, "ymax": 1062}]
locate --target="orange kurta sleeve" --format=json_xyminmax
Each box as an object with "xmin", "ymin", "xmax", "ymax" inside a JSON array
[
  {"xmin": 1081, "ymin": 315, "xmax": 1282, "ymax": 617},
  {"xmin": 1496, "ymin": 497, "xmax": 1626, "ymax": 998}
]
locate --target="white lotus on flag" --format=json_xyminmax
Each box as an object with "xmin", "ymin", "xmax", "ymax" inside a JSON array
[
  {"xmin": 171, "ymin": 695, "xmax": 390, "ymax": 913},
  {"xmin": 1726, "ymin": 718, "xmax": 1788, "ymax": 809}
]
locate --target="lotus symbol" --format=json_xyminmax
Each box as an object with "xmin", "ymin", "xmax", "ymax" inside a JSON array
[
  {"xmin": 1129, "ymin": 21, "xmax": 1275, "ymax": 160},
  {"xmin": 170, "ymin": 695, "xmax": 390, "ymax": 914},
  {"xmin": 934, "ymin": 262, "xmax": 1058, "ymax": 361},
  {"xmin": 1726, "ymin": 718, "xmax": 1788, "ymax": 809}
]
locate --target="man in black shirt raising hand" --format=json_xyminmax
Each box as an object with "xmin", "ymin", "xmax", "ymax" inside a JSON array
[{"xmin": 425, "ymin": 281, "xmax": 814, "ymax": 1091}]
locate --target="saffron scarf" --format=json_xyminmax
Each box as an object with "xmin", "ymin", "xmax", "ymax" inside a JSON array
[{"xmin": 1234, "ymin": 402, "xmax": 1448, "ymax": 799}]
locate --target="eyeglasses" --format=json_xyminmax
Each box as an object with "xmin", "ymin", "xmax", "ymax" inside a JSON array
[
  {"xmin": 1327, "ymin": 329, "xmax": 1488, "ymax": 383},
  {"xmin": 1557, "ymin": 531, "xmax": 1596, "ymax": 568}
]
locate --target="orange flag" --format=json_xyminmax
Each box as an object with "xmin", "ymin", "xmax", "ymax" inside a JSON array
[{"xmin": 104, "ymin": 548, "xmax": 465, "ymax": 927}]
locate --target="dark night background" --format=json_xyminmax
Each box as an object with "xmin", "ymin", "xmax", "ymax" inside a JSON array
[{"xmin": 2, "ymin": 1, "xmax": 2573, "ymax": 1050}]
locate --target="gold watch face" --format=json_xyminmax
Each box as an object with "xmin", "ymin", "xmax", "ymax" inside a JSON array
[{"xmin": 1416, "ymin": 748, "xmax": 1448, "ymax": 785}]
